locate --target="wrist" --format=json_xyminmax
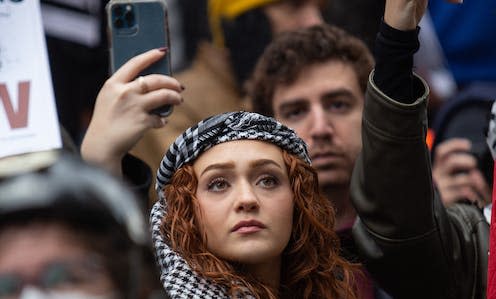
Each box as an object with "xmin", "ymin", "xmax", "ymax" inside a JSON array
[
  {"xmin": 384, "ymin": 1, "xmax": 417, "ymax": 31},
  {"xmin": 81, "ymin": 135, "xmax": 124, "ymax": 177}
]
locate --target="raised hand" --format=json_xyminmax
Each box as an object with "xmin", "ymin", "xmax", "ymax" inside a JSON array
[
  {"xmin": 384, "ymin": 0, "xmax": 462, "ymax": 31},
  {"xmin": 81, "ymin": 48, "xmax": 184, "ymax": 176}
]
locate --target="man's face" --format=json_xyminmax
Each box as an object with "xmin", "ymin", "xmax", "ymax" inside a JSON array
[{"xmin": 272, "ymin": 60, "xmax": 364, "ymax": 188}]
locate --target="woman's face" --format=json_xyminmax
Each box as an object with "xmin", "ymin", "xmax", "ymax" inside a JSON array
[{"xmin": 193, "ymin": 140, "xmax": 294, "ymax": 266}]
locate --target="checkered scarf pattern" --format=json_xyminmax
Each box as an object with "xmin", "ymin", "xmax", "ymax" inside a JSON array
[
  {"xmin": 155, "ymin": 111, "xmax": 310, "ymax": 200},
  {"xmin": 151, "ymin": 201, "xmax": 243, "ymax": 298},
  {"xmin": 151, "ymin": 111, "xmax": 309, "ymax": 298}
]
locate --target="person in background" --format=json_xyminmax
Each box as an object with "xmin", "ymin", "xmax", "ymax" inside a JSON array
[
  {"xmin": 0, "ymin": 152, "xmax": 168, "ymax": 299},
  {"xmin": 249, "ymin": 24, "xmax": 371, "ymax": 233},
  {"xmin": 431, "ymin": 95, "xmax": 493, "ymax": 210},
  {"xmin": 349, "ymin": 0, "xmax": 489, "ymax": 297}
]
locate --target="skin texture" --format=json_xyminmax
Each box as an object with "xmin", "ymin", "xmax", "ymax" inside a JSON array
[
  {"xmin": 0, "ymin": 223, "xmax": 114, "ymax": 295},
  {"xmin": 384, "ymin": 0, "xmax": 461, "ymax": 31},
  {"xmin": 272, "ymin": 61, "xmax": 363, "ymax": 229},
  {"xmin": 193, "ymin": 140, "xmax": 294, "ymax": 288}
]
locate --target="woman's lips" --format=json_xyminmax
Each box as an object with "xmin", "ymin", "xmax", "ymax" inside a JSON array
[
  {"xmin": 231, "ymin": 220, "xmax": 266, "ymax": 234},
  {"xmin": 234, "ymin": 226, "xmax": 264, "ymax": 234}
]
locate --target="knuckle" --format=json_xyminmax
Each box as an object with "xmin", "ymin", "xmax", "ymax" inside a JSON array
[{"xmin": 120, "ymin": 85, "xmax": 135, "ymax": 98}]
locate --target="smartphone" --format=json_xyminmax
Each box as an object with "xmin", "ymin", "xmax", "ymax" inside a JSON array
[{"xmin": 106, "ymin": 0, "xmax": 173, "ymax": 116}]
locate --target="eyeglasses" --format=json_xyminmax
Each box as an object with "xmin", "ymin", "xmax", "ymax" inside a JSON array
[{"xmin": 0, "ymin": 256, "xmax": 108, "ymax": 299}]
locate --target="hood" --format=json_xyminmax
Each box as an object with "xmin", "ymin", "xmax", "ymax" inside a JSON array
[{"xmin": 150, "ymin": 200, "xmax": 255, "ymax": 298}]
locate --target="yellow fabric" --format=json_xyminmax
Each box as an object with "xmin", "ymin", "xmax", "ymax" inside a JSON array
[{"xmin": 208, "ymin": 0, "xmax": 279, "ymax": 47}]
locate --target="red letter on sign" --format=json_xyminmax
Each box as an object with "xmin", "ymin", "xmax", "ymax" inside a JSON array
[{"xmin": 0, "ymin": 81, "xmax": 30, "ymax": 129}]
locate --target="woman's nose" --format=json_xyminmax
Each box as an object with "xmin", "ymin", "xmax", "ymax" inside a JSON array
[{"xmin": 235, "ymin": 183, "xmax": 260, "ymax": 212}]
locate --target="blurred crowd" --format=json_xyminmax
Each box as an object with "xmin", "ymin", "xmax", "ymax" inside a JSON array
[{"xmin": 1, "ymin": 0, "xmax": 494, "ymax": 298}]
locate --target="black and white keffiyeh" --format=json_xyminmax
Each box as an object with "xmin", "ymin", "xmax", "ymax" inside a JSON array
[
  {"xmin": 151, "ymin": 201, "xmax": 238, "ymax": 298},
  {"xmin": 151, "ymin": 111, "xmax": 309, "ymax": 298},
  {"xmin": 155, "ymin": 111, "xmax": 310, "ymax": 200}
]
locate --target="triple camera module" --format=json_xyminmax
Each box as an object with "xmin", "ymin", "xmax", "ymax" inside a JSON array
[{"xmin": 111, "ymin": 4, "xmax": 136, "ymax": 30}]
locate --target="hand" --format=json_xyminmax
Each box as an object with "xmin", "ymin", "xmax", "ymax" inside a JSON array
[
  {"xmin": 384, "ymin": 0, "xmax": 461, "ymax": 31},
  {"xmin": 81, "ymin": 48, "xmax": 184, "ymax": 176},
  {"xmin": 432, "ymin": 138, "xmax": 491, "ymax": 208}
]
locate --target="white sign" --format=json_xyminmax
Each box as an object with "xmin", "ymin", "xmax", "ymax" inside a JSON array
[{"xmin": 0, "ymin": 0, "xmax": 61, "ymax": 158}]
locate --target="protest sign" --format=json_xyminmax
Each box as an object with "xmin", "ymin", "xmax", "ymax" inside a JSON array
[{"xmin": 0, "ymin": 0, "xmax": 61, "ymax": 158}]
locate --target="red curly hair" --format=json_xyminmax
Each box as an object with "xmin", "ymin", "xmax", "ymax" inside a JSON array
[{"xmin": 161, "ymin": 150, "xmax": 359, "ymax": 298}]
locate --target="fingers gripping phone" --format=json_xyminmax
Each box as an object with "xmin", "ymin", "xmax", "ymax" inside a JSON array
[{"xmin": 106, "ymin": 0, "xmax": 173, "ymax": 116}]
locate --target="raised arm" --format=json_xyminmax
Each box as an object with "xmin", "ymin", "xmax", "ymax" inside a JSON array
[{"xmin": 350, "ymin": 0, "xmax": 475, "ymax": 298}]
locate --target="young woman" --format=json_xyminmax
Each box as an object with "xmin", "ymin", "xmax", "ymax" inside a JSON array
[{"xmin": 151, "ymin": 111, "xmax": 359, "ymax": 299}]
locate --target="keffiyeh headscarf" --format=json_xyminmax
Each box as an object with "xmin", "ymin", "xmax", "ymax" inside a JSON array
[
  {"xmin": 151, "ymin": 111, "xmax": 309, "ymax": 298},
  {"xmin": 155, "ymin": 111, "xmax": 310, "ymax": 200}
]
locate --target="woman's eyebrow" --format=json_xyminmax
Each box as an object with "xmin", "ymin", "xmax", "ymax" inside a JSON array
[
  {"xmin": 200, "ymin": 161, "xmax": 235, "ymax": 177},
  {"xmin": 249, "ymin": 159, "xmax": 282, "ymax": 170},
  {"xmin": 200, "ymin": 159, "xmax": 282, "ymax": 176}
]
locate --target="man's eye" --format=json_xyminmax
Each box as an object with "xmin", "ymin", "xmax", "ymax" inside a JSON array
[
  {"xmin": 257, "ymin": 176, "xmax": 278, "ymax": 188},
  {"xmin": 326, "ymin": 100, "xmax": 351, "ymax": 112},
  {"xmin": 207, "ymin": 178, "xmax": 229, "ymax": 192},
  {"xmin": 281, "ymin": 107, "xmax": 306, "ymax": 121}
]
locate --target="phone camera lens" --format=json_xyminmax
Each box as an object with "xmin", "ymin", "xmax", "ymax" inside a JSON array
[
  {"xmin": 124, "ymin": 11, "xmax": 135, "ymax": 26},
  {"xmin": 114, "ymin": 18, "xmax": 124, "ymax": 29}
]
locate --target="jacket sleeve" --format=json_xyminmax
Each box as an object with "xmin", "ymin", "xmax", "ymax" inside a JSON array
[{"xmin": 350, "ymin": 72, "xmax": 465, "ymax": 299}]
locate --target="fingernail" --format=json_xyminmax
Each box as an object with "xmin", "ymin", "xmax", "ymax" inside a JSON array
[
  {"xmin": 158, "ymin": 47, "xmax": 168, "ymax": 53},
  {"xmin": 161, "ymin": 118, "xmax": 168, "ymax": 126},
  {"xmin": 180, "ymin": 84, "xmax": 186, "ymax": 91}
]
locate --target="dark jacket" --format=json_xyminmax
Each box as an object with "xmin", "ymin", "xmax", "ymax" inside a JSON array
[{"xmin": 351, "ymin": 72, "xmax": 488, "ymax": 299}]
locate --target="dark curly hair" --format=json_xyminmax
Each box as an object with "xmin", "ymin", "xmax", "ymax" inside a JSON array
[{"xmin": 248, "ymin": 24, "xmax": 373, "ymax": 117}]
